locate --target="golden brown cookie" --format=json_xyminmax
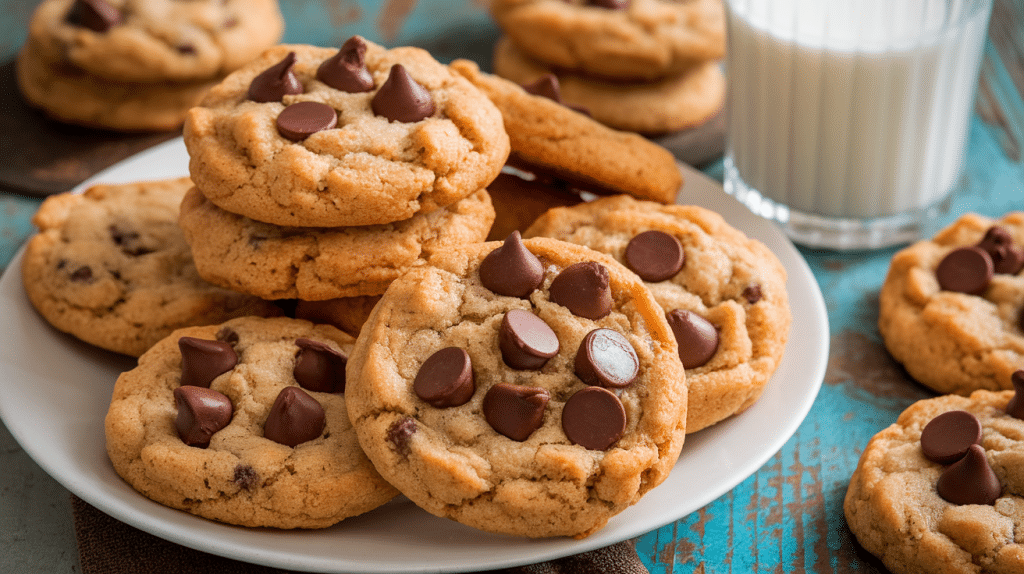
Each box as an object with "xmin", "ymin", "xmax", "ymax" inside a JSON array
[
  {"xmin": 879, "ymin": 212, "xmax": 1024, "ymax": 395},
  {"xmin": 524, "ymin": 195, "xmax": 790, "ymax": 433},
  {"xmin": 346, "ymin": 236, "xmax": 687, "ymax": 538},
  {"xmin": 105, "ymin": 316, "xmax": 399, "ymax": 528}
]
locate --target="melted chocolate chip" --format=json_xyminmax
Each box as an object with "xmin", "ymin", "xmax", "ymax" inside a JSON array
[
  {"xmin": 920, "ymin": 410, "xmax": 982, "ymax": 464},
  {"xmin": 66, "ymin": 0, "xmax": 121, "ymax": 32},
  {"xmin": 548, "ymin": 262, "xmax": 613, "ymax": 320},
  {"xmin": 665, "ymin": 309, "xmax": 718, "ymax": 369},
  {"xmin": 173, "ymin": 386, "xmax": 233, "ymax": 448},
  {"xmin": 499, "ymin": 309, "xmax": 560, "ymax": 370},
  {"xmin": 587, "ymin": 0, "xmax": 631, "ymax": 8},
  {"xmin": 624, "ymin": 230, "xmax": 685, "ymax": 282},
  {"xmin": 574, "ymin": 328, "xmax": 639, "ymax": 388},
  {"xmin": 561, "ymin": 386, "xmax": 626, "ymax": 451},
  {"xmin": 109, "ymin": 224, "xmax": 153, "ymax": 256},
  {"xmin": 1006, "ymin": 370, "xmax": 1024, "ymax": 420},
  {"xmin": 69, "ymin": 266, "xmax": 93, "ymax": 282},
  {"xmin": 371, "ymin": 64, "xmax": 435, "ymax": 123},
  {"xmin": 479, "ymin": 231, "xmax": 545, "ymax": 298},
  {"xmin": 178, "ymin": 337, "xmax": 237, "ymax": 388},
  {"xmin": 742, "ymin": 284, "xmax": 762, "ymax": 304},
  {"xmin": 233, "ymin": 464, "xmax": 259, "ymax": 489},
  {"xmin": 936, "ymin": 444, "xmax": 1001, "ymax": 505},
  {"xmin": 276, "ymin": 101, "xmax": 337, "ymax": 141},
  {"xmin": 482, "ymin": 383, "xmax": 550, "ymax": 441},
  {"xmin": 293, "ymin": 338, "xmax": 347, "ymax": 393},
  {"xmin": 263, "ymin": 386, "xmax": 325, "ymax": 447},
  {"xmin": 936, "ymin": 246, "xmax": 993, "ymax": 294},
  {"xmin": 387, "ymin": 417, "xmax": 417, "ymax": 456},
  {"xmin": 247, "ymin": 52, "xmax": 304, "ymax": 103},
  {"xmin": 215, "ymin": 327, "xmax": 239, "ymax": 345},
  {"xmin": 316, "ymin": 36, "xmax": 374, "ymax": 93},
  {"xmin": 412, "ymin": 347, "xmax": 475, "ymax": 408}
]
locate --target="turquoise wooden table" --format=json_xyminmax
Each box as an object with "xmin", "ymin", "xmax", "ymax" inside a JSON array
[{"xmin": 1, "ymin": 1, "xmax": 1024, "ymax": 573}]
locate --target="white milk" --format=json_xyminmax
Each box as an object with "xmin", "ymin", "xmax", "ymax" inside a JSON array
[{"xmin": 724, "ymin": 0, "xmax": 991, "ymax": 222}]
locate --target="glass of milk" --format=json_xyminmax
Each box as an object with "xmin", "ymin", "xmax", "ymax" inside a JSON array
[{"xmin": 723, "ymin": 0, "xmax": 993, "ymax": 250}]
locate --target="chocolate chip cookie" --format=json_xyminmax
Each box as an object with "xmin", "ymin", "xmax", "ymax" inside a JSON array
[
  {"xmin": 177, "ymin": 186, "xmax": 495, "ymax": 300},
  {"xmin": 878, "ymin": 212, "xmax": 1024, "ymax": 395},
  {"xmin": 844, "ymin": 382, "xmax": 1024, "ymax": 574},
  {"xmin": 524, "ymin": 194, "xmax": 790, "ymax": 433},
  {"xmin": 184, "ymin": 39, "xmax": 510, "ymax": 227},
  {"xmin": 21, "ymin": 177, "xmax": 280, "ymax": 357},
  {"xmin": 345, "ymin": 235, "xmax": 687, "ymax": 538},
  {"xmin": 105, "ymin": 316, "xmax": 400, "ymax": 529}
]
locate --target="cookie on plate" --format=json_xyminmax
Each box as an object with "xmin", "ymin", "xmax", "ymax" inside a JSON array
[
  {"xmin": 488, "ymin": 0, "xmax": 725, "ymax": 81},
  {"xmin": 345, "ymin": 235, "xmax": 687, "ymax": 538},
  {"xmin": 105, "ymin": 316, "xmax": 400, "ymax": 529},
  {"xmin": 184, "ymin": 39, "xmax": 510, "ymax": 227},
  {"xmin": 878, "ymin": 212, "xmax": 1024, "ymax": 395},
  {"xmin": 21, "ymin": 177, "xmax": 281, "ymax": 357},
  {"xmin": 524, "ymin": 194, "xmax": 790, "ymax": 433},
  {"xmin": 843, "ymin": 382, "xmax": 1024, "ymax": 574},
  {"xmin": 177, "ymin": 186, "xmax": 495, "ymax": 300}
]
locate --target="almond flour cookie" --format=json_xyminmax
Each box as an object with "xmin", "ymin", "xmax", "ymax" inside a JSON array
[
  {"xmin": 879, "ymin": 213, "xmax": 1024, "ymax": 395},
  {"xmin": 524, "ymin": 195, "xmax": 790, "ymax": 433},
  {"xmin": 450, "ymin": 58, "xmax": 683, "ymax": 204},
  {"xmin": 345, "ymin": 235, "xmax": 687, "ymax": 538},
  {"xmin": 843, "ymin": 386, "xmax": 1024, "ymax": 574},
  {"xmin": 488, "ymin": 0, "xmax": 725, "ymax": 81},
  {"xmin": 177, "ymin": 186, "xmax": 495, "ymax": 300},
  {"xmin": 184, "ymin": 40, "xmax": 510, "ymax": 227},
  {"xmin": 492, "ymin": 36, "xmax": 725, "ymax": 135},
  {"xmin": 21, "ymin": 177, "xmax": 280, "ymax": 357},
  {"xmin": 105, "ymin": 316, "xmax": 399, "ymax": 528}
]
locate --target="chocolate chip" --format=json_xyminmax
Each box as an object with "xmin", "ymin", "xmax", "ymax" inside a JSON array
[
  {"xmin": 173, "ymin": 385, "xmax": 233, "ymax": 448},
  {"xmin": 920, "ymin": 410, "xmax": 982, "ymax": 464},
  {"xmin": 979, "ymin": 225, "xmax": 1013, "ymax": 250},
  {"xmin": 316, "ymin": 36, "xmax": 374, "ymax": 93},
  {"xmin": 499, "ymin": 309, "xmax": 560, "ymax": 370},
  {"xmin": 936, "ymin": 246, "xmax": 993, "ymax": 294},
  {"xmin": 276, "ymin": 101, "xmax": 338, "ymax": 141},
  {"xmin": 215, "ymin": 327, "xmax": 239, "ymax": 345},
  {"xmin": 574, "ymin": 328, "xmax": 639, "ymax": 389},
  {"xmin": 263, "ymin": 386, "xmax": 325, "ymax": 447},
  {"xmin": 587, "ymin": 0, "xmax": 631, "ymax": 9},
  {"xmin": 109, "ymin": 224, "xmax": 153, "ymax": 256},
  {"xmin": 371, "ymin": 64, "xmax": 435, "ymax": 123},
  {"xmin": 293, "ymin": 338, "xmax": 347, "ymax": 393},
  {"xmin": 233, "ymin": 464, "xmax": 259, "ymax": 489},
  {"xmin": 413, "ymin": 347, "xmax": 475, "ymax": 408},
  {"xmin": 520, "ymin": 74, "xmax": 590, "ymax": 116},
  {"xmin": 1006, "ymin": 370, "xmax": 1024, "ymax": 420},
  {"xmin": 387, "ymin": 417, "xmax": 417, "ymax": 455},
  {"xmin": 66, "ymin": 0, "xmax": 121, "ymax": 32},
  {"xmin": 247, "ymin": 51, "xmax": 304, "ymax": 103},
  {"xmin": 178, "ymin": 337, "xmax": 237, "ymax": 388},
  {"xmin": 666, "ymin": 309, "xmax": 719, "ymax": 369},
  {"xmin": 976, "ymin": 226, "xmax": 1024, "ymax": 274},
  {"xmin": 548, "ymin": 262, "xmax": 613, "ymax": 320},
  {"xmin": 69, "ymin": 265, "xmax": 93, "ymax": 282},
  {"xmin": 742, "ymin": 284, "xmax": 762, "ymax": 304},
  {"xmin": 936, "ymin": 444, "xmax": 1001, "ymax": 505},
  {"xmin": 177, "ymin": 44, "xmax": 196, "ymax": 55},
  {"xmin": 561, "ymin": 386, "xmax": 626, "ymax": 451},
  {"xmin": 482, "ymin": 383, "xmax": 550, "ymax": 441},
  {"xmin": 624, "ymin": 230, "xmax": 685, "ymax": 282},
  {"xmin": 479, "ymin": 231, "xmax": 544, "ymax": 298}
]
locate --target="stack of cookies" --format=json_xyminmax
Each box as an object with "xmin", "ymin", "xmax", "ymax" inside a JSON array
[
  {"xmin": 16, "ymin": 0, "xmax": 284, "ymax": 131},
  {"xmin": 178, "ymin": 38, "xmax": 510, "ymax": 333},
  {"xmin": 487, "ymin": 0, "xmax": 727, "ymax": 136}
]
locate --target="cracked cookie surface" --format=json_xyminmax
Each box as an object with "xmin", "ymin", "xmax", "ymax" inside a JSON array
[
  {"xmin": 184, "ymin": 42, "xmax": 510, "ymax": 227},
  {"xmin": 105, "ymin": 316, "xmax": 399, "ymax": 529},
  {"xmin": 879, "ymin": 213, "xmax": 1024, "ymax": 395},
  {"xmin": 21, "ymin": 177, "xmax": 280, "ymax": 357},
  {"xmin": 345, "ymin": 236, "xmax": 687, "ymax": 538},
  {"xmin": 844, "ymin": 391, "xmax": 1024, "ymax": 574},
  {"xmin": 524, "ymin": 195, "xmax": 790, "ymax": 433}
]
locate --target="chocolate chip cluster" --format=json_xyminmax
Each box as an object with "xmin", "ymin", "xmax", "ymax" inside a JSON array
[
  {"xmin": 410, "ymin": 232, "xmax": 639, "ymax": 451},
  {"xmin": 246, "ymin": 36, "xmax": 436, "ymax": 142},
  {"xmin": 936, "ymin": 225, "xmax": 1024, "ymax": 295},
  {"xmin": 173, "ymin": 328, "xmax": 347, "ymax": 449}
]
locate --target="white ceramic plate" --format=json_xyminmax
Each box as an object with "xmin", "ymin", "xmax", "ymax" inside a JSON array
[{"xmin": 0, "ymin": 138, "xmax": 828, "ymax": 573}]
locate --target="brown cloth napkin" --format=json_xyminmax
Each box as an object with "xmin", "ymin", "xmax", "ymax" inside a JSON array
[{"xmin": 71, "ymin": 495, "xmax": 649, "ymax": 574}]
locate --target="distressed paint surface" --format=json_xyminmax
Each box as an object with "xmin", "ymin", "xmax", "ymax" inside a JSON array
[{"xmin": 0, "ymin": 1, "xmax": 1023, "ymax": 573}]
